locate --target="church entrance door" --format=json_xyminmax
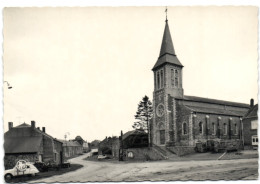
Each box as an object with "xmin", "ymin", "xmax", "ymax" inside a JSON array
[{"xmin": 160, "ymin": 130, "xmax": 165, "ymax": 145}]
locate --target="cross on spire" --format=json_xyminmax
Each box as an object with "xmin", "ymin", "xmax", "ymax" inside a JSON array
[{"xmin": 165, "ymin": 6, "xmax": 168, "ymax": 22}]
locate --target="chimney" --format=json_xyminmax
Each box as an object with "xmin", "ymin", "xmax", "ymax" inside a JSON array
[
  {"xmin": 37, "ymin": 127, "xmax": 40, "ymax": 130},
  {"xmin": 250, "ymin": 98, "xmax": 254, "ymax": 108},
  {"xmin": 8, "ymin": 122, "xmax": 13, "ymax": 130},
  {"xmin": 31, "ymin": 121, "xmax": 36, "ymax": 128},
  {"xmin": 42, "ymin": 127, "xmax": 46, "ymax": 133}
]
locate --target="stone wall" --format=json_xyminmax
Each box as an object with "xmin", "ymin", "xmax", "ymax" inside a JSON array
[
  {"xmin": 152, "ymin": 88, "xmax": 166, "ymax": 146},
  {"xmin": 175, "ymin": 101, "xmax": 243, "ymax": 147},
  {"xmin": 124, "ymin": 147, "xmax": 165, "ymax": 161},
  {"xmin": 43, "ymin": 136, "xmax": 63, "ymax": 164},
  {"xmin": 176, "ymin": 102, "xmax": 192, "ymax": 146},
  {"xmin": 63, "ymin": 146, "xmax": 82, "ymax": 158},
  {"xmin": 167, "ymin": 146, "xmax": 196, "ymax": 156},
  {"xmin": 54, "ymin": 140, "xmax": 63, "ymax": 164},
  {"xmin": 193, "ymin": 113, "xmax": 241, "ymax": 141},
  {"xmin": 4, "ymin": 153, "xmax": 38, "ymax": 169},
  {"xmin": 42, "ymin": 135, "xmax": 54, "ymax": 163}
]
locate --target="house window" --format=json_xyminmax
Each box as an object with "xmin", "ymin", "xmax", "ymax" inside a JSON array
[
  {"xmin": 128, "ymin": 151, "xmax": 134, "ymax": 158},
  {"xmin": 175, "ymin": 70, "xmax": 178, "ymax": 87},
  {"xmin": 183, "ymin": 122, "xmax": 187, "ymax": 135},
  {"xmin": 252, "ymin": 135, "xmax": 258, "ymax": 146},
  {"xmin": 224, "ymin": 123, "xmax": 227, "ymax": 135},
  {"xmin": 199, "ymin": 122, "xmax": 203, "ymax": 134},
  {"xmin": 171, "ymin": 69, "xmax": 174, "ymax": 86},
  {"xmin": 212, "ymin": 122, "xmax": 215, "ymax": 135},
  {"xmin": 157, "ymin": 72, "xmax": 160, "ymax": 89},
  {"xmin": 251, "ymin": 120, "xmax": 258, "ymax": 130},
  {"xmin": 54, "ymin": 153, "xmax": 57, "ymax": 161},
  {"xmin": 160, "ymin": 70, "xmax": 164, "ymax": 88}
]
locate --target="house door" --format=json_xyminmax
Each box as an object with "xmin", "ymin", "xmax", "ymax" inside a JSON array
[
  {"xmin": 160, "ymin": 130, "xmax": 165, "ymax": 145},
  {"xmin": 38, "ymin": 155, "xmax": 42, "ymax": 162},
  {"xmin": 60, "ymin": 151, "xmax": 63, "ymax": 164}
]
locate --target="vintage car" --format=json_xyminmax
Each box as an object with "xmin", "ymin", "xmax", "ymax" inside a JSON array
[
  {"xmin": 4, "ymin": 160, "xmax": 39, "ymax": 181},
  {"xmin": 97, "ymin": 154, "xmax": 109, "ymax": 160}
]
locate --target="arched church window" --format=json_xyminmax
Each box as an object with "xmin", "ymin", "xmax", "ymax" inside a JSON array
[
  {"xmin": 234, "ymin": 123, "xmax": 238, "ymax": 135},
  {"xmin": 175, "ymin": 70, "xmax": 178, "ymax": 87},
  {"xmin": 157, "ymin": 72, "xmax": 160, "ymax": 89},
  {"xmin": 183, "ymin": 122, "xmax": 187, "ymax": 135},
  {"xmin": 199, "ymin": 122, "xmax": 203, "ymax": 134},
  {"xmin": 171, "ymin": 69, "xmax": 174, "ymax": 87},
  {"xmin": 224, "ymin": 123, "xmax": 227, "ymax": 135},
  {"xmin": 212, "ymin": 122, "xmax": 215, "ymax": 135},
  {"xmin": 160, "ymin": 70, "xmax": 164, "ymax": 88}
]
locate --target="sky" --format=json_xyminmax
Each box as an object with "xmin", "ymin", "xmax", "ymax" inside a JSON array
[{"xmin": 3, "ymin": 6, "xmax": 258, "ymax": 142}]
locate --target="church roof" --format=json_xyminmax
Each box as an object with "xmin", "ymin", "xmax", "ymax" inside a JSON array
[
  {"xmin": 152, "ymin": 20, "xmax": 183, "ymax": 71},
  {"xmin": 185, "ymin": 105, "xmax": 245, "ymax": 117},
  {"xmin": 181, "ymin": 95, "xmax": 250, "ymax": 108}
]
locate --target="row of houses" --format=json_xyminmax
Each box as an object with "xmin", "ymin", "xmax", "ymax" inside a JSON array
[{"xmin": 4, "ymin": 121, "xmax": 90, "ymax": 169}]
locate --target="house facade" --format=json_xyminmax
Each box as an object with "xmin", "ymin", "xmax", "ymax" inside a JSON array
[
  {"xmin": 60, "ymin": 140, "xmax": 83, "ymax": 158},
  {"xmin": 99, "ymin": 136, "xmax": 118, "ymax": 155},
  {"xmin": 151, "ymin": 18, "xmax": 251, "ymax": 153},
  {"xmin": 243, "ymin": 102, "xmax": 258, "ymax": 149},
  {"xmin": 73, "ymin": 136, "xmax": 89, "ymax": 153},
  {"xmin": 4, "ymin": 121, "xmax": 63, "ymax": 169}
]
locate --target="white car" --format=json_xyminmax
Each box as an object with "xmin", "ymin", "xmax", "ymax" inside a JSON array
[
  {"xmin": 4, "ymin": 160, "xmax": 39, "ymax": 181},
  {"xmin": 97, "ymin": 155, "xmax": 109, "ymax": 160}
]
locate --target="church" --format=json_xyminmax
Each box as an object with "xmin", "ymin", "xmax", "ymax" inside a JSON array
[{"xmin": 150, "ymin": 17, "xmax": 251, "ymax": 152}]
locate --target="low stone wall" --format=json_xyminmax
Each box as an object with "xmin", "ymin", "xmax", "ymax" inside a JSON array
[
  {"xmin": 125, "ymin": 147, "xmax": 165, "ymax": 161},
  {"xmin": 167, "ymin": 146, "xmax": 196, "ymax": 156}
]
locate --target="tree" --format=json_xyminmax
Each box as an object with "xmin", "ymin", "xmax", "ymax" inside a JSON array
[{"xmin": 132, "ymin": 95, "xmax": 153, "ymax": 147}]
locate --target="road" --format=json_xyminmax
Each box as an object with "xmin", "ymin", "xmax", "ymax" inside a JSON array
[{"xmin": 30, "ymin": 153, "xmax": 258, "ymax": 182}]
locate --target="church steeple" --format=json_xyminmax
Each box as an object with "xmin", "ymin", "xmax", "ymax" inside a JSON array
[
  {"xmin": 152, "ymin": 16, "xmax": 184, "ymax": 98},
  {"xmin": 152, "ymin": 20, "xmax": 183, "ymax": 71},
  {"xmin": 159, "ymin": 20, "xmax": 176, "ymax": 57}
]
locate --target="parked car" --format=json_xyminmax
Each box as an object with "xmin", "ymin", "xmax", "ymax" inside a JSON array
[
  {"xmin": 4, "ymin": 160, "xmax": 39, "ymax": 181},
  {"xmin": 97, "ymin": 154, "xmax": 109, "ymax": 160},
  {"xmin": 46, "ymin": 160, "xmax": 60, "ymax": 171},
  {"xmin": 33, "ymin": 161, "xmax": 49, "ymax": 172},
  {"xmin": 61, "ymin": 162, "xmax": 71, "ymax": 168}
]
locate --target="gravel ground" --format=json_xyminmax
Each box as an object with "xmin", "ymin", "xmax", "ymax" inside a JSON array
[{"xmin": 29, "ymin": 152, "xmax": 258, "ymax": 182}]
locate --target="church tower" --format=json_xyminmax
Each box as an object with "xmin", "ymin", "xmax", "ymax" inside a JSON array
[{"xmin": 152, "ymin": 18, "xmax": 184, "ymax": 146}]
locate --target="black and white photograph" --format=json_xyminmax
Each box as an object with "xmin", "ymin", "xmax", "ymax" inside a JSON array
[{"xmin": 1, "ymin": 5, "xmax": 259, "ymax": 183}]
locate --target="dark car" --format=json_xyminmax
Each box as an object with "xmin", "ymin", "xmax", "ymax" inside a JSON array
[
  {"xmin": 33, "ymin": 161, "xmax": 49, "ymax": 172},
  {"xmin": 46, "ymin": 161, "xmax": 61, "ymax": 171}
]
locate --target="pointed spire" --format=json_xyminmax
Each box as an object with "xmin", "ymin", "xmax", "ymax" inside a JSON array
[
  {"xmin": 152, "ymin": 19, "xmax": 183, "ymax": 71},
  {"xmin": 159, "ymin": 20, "xmax": 176, "ymax": 58}
]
